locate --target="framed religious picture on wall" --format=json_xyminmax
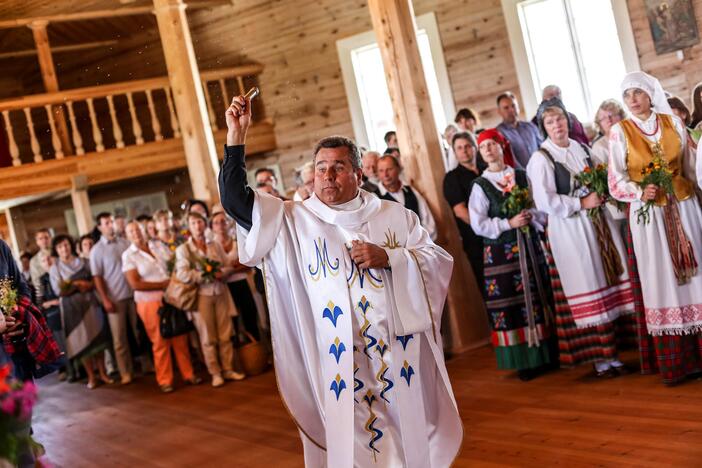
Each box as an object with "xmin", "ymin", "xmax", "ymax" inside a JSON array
[{"xmin": 645, "ymin": 0, "xmax": 700, "ymax": 54}]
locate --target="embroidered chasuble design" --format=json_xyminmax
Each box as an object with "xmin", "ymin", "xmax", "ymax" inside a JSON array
[
  {"xmin": 374, "ymin": 340, "xmax": 394, "ymax": 403},
  {"xmin": 308, "ymin": 237, "xmax": 340, "ymax": 280},
  {"xmin": 401, "ymin": 360, "xmax": 415, "ymax": 386},
  {"xmin": 323, "ymin": 301, "xmax": 343, "ymax": 327},
  {"xmin": 357, "ymin": 296, "xmax": 377, "ymax": 359},
  {"xmin": 330, "ymin": 373, "xmax": 347, "ymax": 400},
  {"xmin": 382, "ymin": 229, "xmax": 401, "ymax": 249},
  {"xmin": 396, "ymin": 334, "xmax": 413, "ymax": 350},
  {"xmin": 329, "ymin": 337, "xmax": 346, "ymax": 364},
  {"xmin": 353, "ymin": 364, "xmax": 364, "ymax": 403},
  {"xmin": 347, "ymin": 260, "xmax": 384, "ymax": 289},
  {"xmin": 362, "ymin": 390, "xmax": 383, "ymax": 461}
]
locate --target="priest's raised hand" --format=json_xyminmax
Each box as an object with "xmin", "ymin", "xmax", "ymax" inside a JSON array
[{"xmin": 226, "ymin": 94, "xmax": 251, "ymax": 146}]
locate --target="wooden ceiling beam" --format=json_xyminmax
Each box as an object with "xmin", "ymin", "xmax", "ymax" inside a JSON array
[
  {"xmin": 0, "ymin": 40, "xmax": 119, "ymax": 59},
  {"xmin": 0, "ymin": 0, "xmax": 230, "ymax": 29}
]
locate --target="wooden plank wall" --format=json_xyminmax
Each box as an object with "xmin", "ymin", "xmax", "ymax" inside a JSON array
[
  {"xmin": 185, "ymin": 0, "xmax": 520, "ymax": 185},
  {"xmin": 43, "ymin": 0, "xmax": 519, "ymax": 188},
  {"xmin": 627, "ymin": 0, "xmax": 702, "ymax": 102}
]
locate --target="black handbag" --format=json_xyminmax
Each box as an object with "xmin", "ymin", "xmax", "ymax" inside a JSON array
[{"xmin": 158, "ymin": 301, "xmax": 194, "ymax": 338}]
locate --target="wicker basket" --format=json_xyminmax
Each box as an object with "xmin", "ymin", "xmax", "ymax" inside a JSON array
[{"xmin": 238, "ymin": 330, "xmax": 268, "ymax": 376}]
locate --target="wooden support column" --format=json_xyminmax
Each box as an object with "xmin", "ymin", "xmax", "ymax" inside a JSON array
[
  {"xmin": 29, "ymin": 20, "xmax": 73, "ymax": 156},
  {"xmin": 152, "ymin": 0, "xmax": 220, "ymax": 205},
  {"xmin": 71, "ymin": 175, "xmax": 93, "ymax": 236},
  {"xmin": 5, "ymin": 208, "xmax": 28, "ymax": 257},
  {"xmin": 368, "ymin": 0, "xmax": 488, "ymax": 352}
]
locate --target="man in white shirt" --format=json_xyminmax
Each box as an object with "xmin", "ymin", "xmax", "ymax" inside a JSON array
[
  {"xmin": 360, "ymin": 150, "xmax": 381, "ymax": 194},
  {"xmin": 293, "ymin": 162, "xmax": 315, "ymax": 202},
  {"xmin": 29, "ymin": 228, "xmax": 52, "ymax": 303},
  {"xmin": 376, "ymin": 154, "xmax": 437, "ymax": 240}
]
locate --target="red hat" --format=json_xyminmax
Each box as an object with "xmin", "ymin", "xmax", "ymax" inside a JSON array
[{"xmin": 477, "ymin": 128, "xmax": 516, "ymax": 168}]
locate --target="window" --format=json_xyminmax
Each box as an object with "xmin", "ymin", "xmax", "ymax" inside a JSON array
[
  {"xmin": 337, "ymin": 12, "xmax": 455, "ymax": 151},
  {"xmin": 502, "ymin": 0, "xmax": 640, "ymax": 121}
]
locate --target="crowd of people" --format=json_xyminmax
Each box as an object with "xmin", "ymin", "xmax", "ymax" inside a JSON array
[
  {"xmin": 1, "ymin": 68, "xmax": 702, "ymax": 466},
  {"xmin": 2, "ymin": 70, "xmax": 702, "ymax": 401},
  {"xmin": 330, "ymin": 72, "xmax": 702, "ymax": 385},
  {"xmin": 3, "ymin": 200, "xmax": 267, "ymax": 394}
]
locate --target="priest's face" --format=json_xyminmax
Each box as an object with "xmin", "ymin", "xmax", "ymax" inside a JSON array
[{"xmin": 314, "ymin": 147, "xmax": 362, "ymax": 205}]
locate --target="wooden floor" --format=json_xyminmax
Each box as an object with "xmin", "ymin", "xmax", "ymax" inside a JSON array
[{"xmin": 33, "ymin": 346, "xmax": 702, "ymax": 467}]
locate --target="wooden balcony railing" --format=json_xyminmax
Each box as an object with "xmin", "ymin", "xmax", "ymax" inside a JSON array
[{"xmin": 0, "ymin": 64, "xmax": 267, "ymax": 167}]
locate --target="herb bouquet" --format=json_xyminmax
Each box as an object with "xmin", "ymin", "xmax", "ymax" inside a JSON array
[
  {"xmin": 199, "ymin": 258, "xmax": 222, "ymax": 283},
  {"xmin": 0, "ymin": 279, "xmax": 17, "ymax": 316},
  {"xmin": 635, "ymin": 152, "xmax": 674, "ymax": 225},
  {"xmin": 499, "ymin": 173, "xmax": 534, "ymax": 234},
  {"xmin": 574, "ymin": 163, "xmax": 625, "ymax": 219},
  {"xmin": 574, "ymin": 164, "xmax": 624, "ymax": 286}
]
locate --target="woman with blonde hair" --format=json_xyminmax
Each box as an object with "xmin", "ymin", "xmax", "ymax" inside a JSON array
[
  {"xmin": 175, "ymin": 211, "xmax": 245, "ymax": 387},
  {"xmin": 591, "ymin": 99, "xmax": 627, "ymax": 165},
  {"xmin": 527, "ymin": 97, "xmax": 635, "ymax": 376}
]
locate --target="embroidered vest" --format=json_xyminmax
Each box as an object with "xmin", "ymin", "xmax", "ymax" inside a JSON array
[
  {"xmin": 538, "ymin": 143, "xmax": 593, "ymax": 196},
  {"xmin": 620, "ymin": 114, "xmax": 693, "ymax": 206},
  {"xmin": 473, "ymin": 170, "xmax": 529, "ymax": 245},
  {"xmin": 380, "ymin": 185, "xmax": 420, "ymax": 217}
]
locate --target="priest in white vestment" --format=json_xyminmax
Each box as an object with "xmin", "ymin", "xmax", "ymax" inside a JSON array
[{"xmin": 219, "ymin": 95, "xmax": 463, "ymax": 467}]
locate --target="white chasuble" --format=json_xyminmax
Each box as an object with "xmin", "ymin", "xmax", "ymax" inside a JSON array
[{"xmin": 237, "ymin": 189, "xmax": 462, "ymax": 468}]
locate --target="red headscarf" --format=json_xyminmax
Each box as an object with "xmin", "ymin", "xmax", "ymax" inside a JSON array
[{"xmin": 477, "ymin": 128, "xmax": 516, "ymax": 168}]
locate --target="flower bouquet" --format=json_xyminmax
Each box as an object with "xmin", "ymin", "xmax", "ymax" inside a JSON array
[
  {"xmin": 59, "ymin": 279, "xmax": 74, "ymax": 295},
  {"xmin": 574, "ymin": 164, "xmax": 624, "ymax": 286},
  {"xmin": 0, "ymin": 279, "xmax": 17, "ymax": 316},
  {"xmin": 635, "ymin": 150, "xmax": 674, "ymax": 225},
  {"xmin": 199, "ymin": 257, "xmax": 222, "ymax": 283},
  {"xmin": 575, "ymin": 163, "xmax": 626, "ymax": 219},
  {"xmin": 499, "ymin": 173, "xmax": 534, "ymax": 234},
  {"xmin": 0, "ymin": 365, "xmax": 43, "ymax": 466}
]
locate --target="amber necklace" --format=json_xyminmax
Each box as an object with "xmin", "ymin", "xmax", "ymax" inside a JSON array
[{"xmin": 632, "ymin": 114, "xmax": 659, "ymax": 137}]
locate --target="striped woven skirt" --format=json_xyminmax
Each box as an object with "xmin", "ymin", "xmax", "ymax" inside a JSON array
[
  {"xmin": 542, "ymin": 233, "xmax": 636, "ymax": 367},
  {"xmin": 627, "ymin": 210, "xmax": 702, "ymax": 385},
  {"xmin": 483, "ymin": 238, "xmax": 552, "ymax": 371}
]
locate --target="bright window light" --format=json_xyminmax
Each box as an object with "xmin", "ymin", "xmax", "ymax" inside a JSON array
[
  {"xmin": 350, "ymin": 30, "xmax": 447, "ymax": 152},
  {"xmin": 518, "ymin": 0, "xmax": 627, "ymax": 122}
]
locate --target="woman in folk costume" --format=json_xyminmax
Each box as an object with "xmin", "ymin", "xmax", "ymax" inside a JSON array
[
  {"xmin": 469, "ymin": 129, "xmax": 554, "ymax": 381},
  {"xmin": 527, "ymin": 97, "xmax": 635, "ymax": 377},
  {"xmin": 611, "ymin": 71, "xmax": 702, "ymax": 385}
]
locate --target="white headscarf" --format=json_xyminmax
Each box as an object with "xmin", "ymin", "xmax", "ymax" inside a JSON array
[{"xmin": 620, "ymin": 71, "xmax": 673, "ymax": 115}]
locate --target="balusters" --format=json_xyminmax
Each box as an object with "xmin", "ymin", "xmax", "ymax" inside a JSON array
[
  {"xmin": 165, "ymin": 86, "xmax": 181, "ymax": 138},
  {"xmin": 202, "ymin": 82, "xmax": 218, "ymax": 131},
  {"xmin": 44, "ymin": 105, "xmax": 64, "ymax": 159},
  {"xmin": 66, "ymin": 101, "xmax": 85, "ymax": 155},
  {"xmin": 2, "ymin": 110, "xmax": 21, "ymax": 166},
  {"xmin": 86, "ymin": 98, "xmax": 104, "ymax": 152},
  {"xmin": 126, "ymin": 92, "xmax": 144, "ymax": 145},
  {"xmin": 106, "ymin": 95, "xmax": 125, "ymax": 149},
  {"xmin": 23, "ymin": 107, "xmax": 42, "ymax": 163},
  {"xmin": 145, "ymin": 89, "xmax": 163, "ymax": 141},
  {"xmin": 219, "ymin": 78, "xmax": 229, "ymax": 110}
]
